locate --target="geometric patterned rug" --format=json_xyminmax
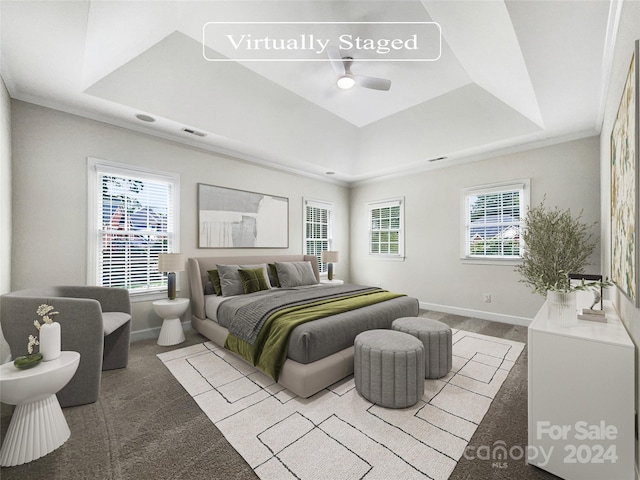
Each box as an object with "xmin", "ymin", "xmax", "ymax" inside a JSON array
[{"xmin": 158, "ymin": 329, "xmax": 524, "ymax": 480}]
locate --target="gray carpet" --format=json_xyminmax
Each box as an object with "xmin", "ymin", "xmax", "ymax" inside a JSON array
[{"xmin": 1, "ymin": 311, "xmax": 560, "ymax": 479}]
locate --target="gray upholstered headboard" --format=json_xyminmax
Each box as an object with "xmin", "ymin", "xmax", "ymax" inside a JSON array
[{"xmin": 187, "ymin": 255, "xmax": 320, "ymax": 320}]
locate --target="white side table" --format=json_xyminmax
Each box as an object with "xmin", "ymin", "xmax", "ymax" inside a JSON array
[
  {"xmin": 320, "ymin": 279, "xmax": 344, "ymax": 285},
  {"xmin": 0, "ymin": 351, "xmax": 80, "ymax": 467},
  {"xmin": 153, "ymin": 298, "xmax": 189, "ymax": 346}
]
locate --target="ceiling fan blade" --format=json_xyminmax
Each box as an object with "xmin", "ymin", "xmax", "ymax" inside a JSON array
[
  {"xmin": 327, "ymin": 46, "xmax": 345, "ymax": 76},
  {"xmin": 355, "ymin": 75, "xmax": 391, "ymax": 91}
]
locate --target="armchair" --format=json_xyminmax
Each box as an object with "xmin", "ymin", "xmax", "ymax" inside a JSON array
[{"xmin": 0, "ymin": 286, "xmax": 131, "ymax": 407}]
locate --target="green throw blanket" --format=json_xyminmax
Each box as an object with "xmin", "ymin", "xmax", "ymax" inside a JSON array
[{"xmin": 224, "ymin": 289, "xmax": 404, "ymax": 381}]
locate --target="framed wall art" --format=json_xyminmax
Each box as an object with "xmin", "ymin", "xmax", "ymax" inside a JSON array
[
  {"xmin": 611, "ymin": 40, "xmax": 640, "ymax": 306},
  {"xmin": 198, "ymin": 183, "xmax": 289, "ymax": 248}
]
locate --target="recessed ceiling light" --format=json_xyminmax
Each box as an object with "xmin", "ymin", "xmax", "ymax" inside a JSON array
[{"xmin": 135, "ymin": 114, "xmax": 155, "ymax": 122}]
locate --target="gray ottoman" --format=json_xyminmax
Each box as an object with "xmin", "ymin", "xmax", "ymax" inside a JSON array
[
  {"xmin": 354, "ymin": 329, "xmax": 425, "ymax": 408},
  {"xmin": 392, "ymin": 317, "xmax": 452, "ymax": 379}
]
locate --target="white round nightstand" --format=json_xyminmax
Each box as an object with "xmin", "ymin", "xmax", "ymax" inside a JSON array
[
  {"xmin": 153, "ymin": 298, "xmax": 189, "ymax": 346},
  {"xmin": 0, "ymin": 351, "xmax": 80, "ymax": 466},
  {"xmin": 320, "ymin": 279, "xmax": 344, "ymax": 285}
]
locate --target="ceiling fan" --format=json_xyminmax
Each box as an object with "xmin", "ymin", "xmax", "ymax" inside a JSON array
[{"xmin": 327, "ymin": 46, "xmax": 391, "ymax": 91}]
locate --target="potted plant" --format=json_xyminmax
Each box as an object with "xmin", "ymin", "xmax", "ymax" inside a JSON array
[{"xmin": 515, "ymin": 199, "xmax": 610, "ymax": 326}]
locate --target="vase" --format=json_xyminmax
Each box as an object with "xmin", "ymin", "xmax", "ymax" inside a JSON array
[
  {"xmin": 39, "ymin": 322, "xmax": 61, "ymax": 361},
  {"xmin": 547, "ymin": 290, "xmax": 577, "ymax": 327}
]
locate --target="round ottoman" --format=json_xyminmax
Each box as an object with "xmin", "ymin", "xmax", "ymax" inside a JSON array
[
  {"xmin": 354, "ymin": 329, "xmax": 425, "ymax": 408},
  {"xmin": 392, "ymin": 317, "xmax": 452, "ymax": 379}
]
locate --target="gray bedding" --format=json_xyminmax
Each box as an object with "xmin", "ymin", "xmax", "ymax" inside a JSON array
[
  {"xmin": 214, "ymin": 285, "xmax": 419, "ymax": 364},
  {"xmin": 219, "ymin": 284, "xmax": 379, "ymax": 344}
]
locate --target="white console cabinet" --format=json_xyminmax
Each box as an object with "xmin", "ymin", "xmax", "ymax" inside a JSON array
[{"xmin": 528, "ymin": 301, "xmax": 635, "ymax": 480}]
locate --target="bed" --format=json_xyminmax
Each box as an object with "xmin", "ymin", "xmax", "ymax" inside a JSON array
[{"xmin": 187, "ymin": 254, "xmax": 419, "ymax": 398}]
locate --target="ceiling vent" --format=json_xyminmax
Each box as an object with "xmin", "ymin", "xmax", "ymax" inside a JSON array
[{"xmin": 182, "ymin": 128, "xmax": 207, "ymax": 137}]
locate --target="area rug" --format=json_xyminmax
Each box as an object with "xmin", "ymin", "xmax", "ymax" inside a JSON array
[{"xmin": 158, "ymin": 329, "xmax": 524, "ymax": 480}]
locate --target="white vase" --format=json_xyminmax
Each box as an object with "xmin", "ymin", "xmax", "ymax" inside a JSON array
[
  {"xmin": 547, "ymin": 290, "xmax": 577, "ymax": 327},
  {"xmin": 39, "ymin": 322, "xmax": 61, "ymax": 361}
]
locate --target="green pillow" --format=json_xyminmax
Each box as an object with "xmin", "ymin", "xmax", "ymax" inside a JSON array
[
  {"xmin": 238, "ymin": 268, "xmax": 270, "ymax": 294},
  {"xmin": 207, "ymin": 269, "xmax": 223, "ymax": 296},
  {"xmin": 268, "ymin": 263, "xmax": 281, "ymax": 288}
]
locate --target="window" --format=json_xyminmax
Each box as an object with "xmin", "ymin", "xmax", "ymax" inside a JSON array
[
  {"xmin": 367, "ymin": 198, "xmax": 404, "ymax": 258},
  {"xmin": 462, "ymin": 180, "xmax": 529, "ymax": 260},
  {"xmin": 88, "ymin": 158, "xmax": 180, "ymax": 296},
  {"xmin": 303, "ymin": 199, "xmax": 333, "ymax": 274}
]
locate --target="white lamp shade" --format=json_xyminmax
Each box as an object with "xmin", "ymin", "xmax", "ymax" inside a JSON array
[
  {"xmin": 322, "ymin": 251, "xmax": 340, "ymax": 263},
  {"xmin": 157, "ymin": 253, "xmax": 185, "ymax": 273}
]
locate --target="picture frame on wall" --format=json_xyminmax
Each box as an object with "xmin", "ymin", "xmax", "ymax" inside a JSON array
[
  {"xmin": 611, "ymin": 40, "xmax": 640, "ymax": 306},
  {"xmin": 198, "ymin": 183, "xmax": 289, "ymax": 248}
]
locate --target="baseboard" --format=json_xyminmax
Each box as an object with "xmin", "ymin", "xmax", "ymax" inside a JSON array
[
  {"xmin": 130, "ymin": 321, "xmax": 192, "ymax": 343},
  {"xmin": 419, "ymin": 302, "xmax": 532, "ymax": 327}
]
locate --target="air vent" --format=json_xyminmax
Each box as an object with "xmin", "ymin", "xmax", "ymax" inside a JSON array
[
  {"xmin": 182, "ymin": 128, "xmax": 207, "ymax": 137},
  {"xmin": 428, "ymin": 156, "xmax": 447, "ymax": 163}
]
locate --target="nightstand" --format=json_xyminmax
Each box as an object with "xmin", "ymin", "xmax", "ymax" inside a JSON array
[
  {"xmin": 320, "ymin": 279, "xmax": 344, "ymax": 285},
  {"xmin": 153, "ymin": 298, "xmax": 189, "ymax": 346}
]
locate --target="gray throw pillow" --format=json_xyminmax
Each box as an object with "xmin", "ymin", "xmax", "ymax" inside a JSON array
[{"xmin": 275, "ymin": 261, "xmax": 318, "ymax": 288}]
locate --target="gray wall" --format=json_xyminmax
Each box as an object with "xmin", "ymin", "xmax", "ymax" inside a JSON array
[
  {"xmin": 349, "ymin": 136, "xmax": 601, "ymax": 323},
  {"xmin": 0, "ymin": 77, "xmax": 12, "ymax": 362},
  {"xmin": 599, "ymin": 0, "xmax": 640, "ymax": 469},
  {"xmin": 10, "ymin": 100, "xmax": 351, "ymax": 338}
]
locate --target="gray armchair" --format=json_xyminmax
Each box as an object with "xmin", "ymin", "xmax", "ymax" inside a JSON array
[{"xmin": 0, "ymin": 286, "xmax": 131, "ymax": 407}]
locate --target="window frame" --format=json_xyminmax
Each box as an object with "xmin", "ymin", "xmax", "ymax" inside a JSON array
[
  {"xmin": 366, "ymin": 197, "xmax": 405, "ymax": 260},
  {"xmin": 87, "ymin": 158, "xmax": 181, "ymax": 300},
  {"xmin": 303, "ymin": 198, "xmax": 334, "ymax": 275},
  {"xmin": 461, "ymin": 179, "xmax": 530, "ymax": 264}
]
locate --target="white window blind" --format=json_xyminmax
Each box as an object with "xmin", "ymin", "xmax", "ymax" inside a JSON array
[
  {"xmin": 462, "ymin": 180, "xmax": 529, "ymax": 260},
  {"xmin": 88, "ymin": 159, "xmax": 180, "ymax": 295},
  {"xmin": 367, "ymin": 198, "xmax": 404, "ymax": 258},
  {"xmin": 304, "ymin": 199, "xmax": 333, "ymax": 273}
]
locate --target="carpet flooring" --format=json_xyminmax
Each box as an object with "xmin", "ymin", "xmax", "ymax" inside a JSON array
[{"xmin": 0, "ymin": 310, "xmax": 560, "ymax": 480}]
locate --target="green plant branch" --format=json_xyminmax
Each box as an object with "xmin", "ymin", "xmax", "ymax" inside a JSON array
[{"xmin": 514, "ymin": 199, "xmax": 608, "ymax": 296}]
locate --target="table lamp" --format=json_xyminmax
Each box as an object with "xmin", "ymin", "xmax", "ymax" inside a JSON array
[
  {"xmin": 321, "ymin": 250, "xmax": 340, "ymax": 281},
  {"xmin": 158, "ymin": 253, "xmax": 185, "ymax": 300}
]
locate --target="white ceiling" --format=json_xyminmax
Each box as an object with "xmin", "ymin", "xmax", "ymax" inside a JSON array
[{"xmin": 0, "ymin": 0, "xmax": 619, "ymax": 184}]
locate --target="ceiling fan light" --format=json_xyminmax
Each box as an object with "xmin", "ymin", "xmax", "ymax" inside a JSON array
[{"xmin": 337, "ymin": 75, "xmax": 355, "ymax": 89}]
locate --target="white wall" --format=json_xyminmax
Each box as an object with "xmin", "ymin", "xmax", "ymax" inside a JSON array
[
  {"xmin": 10, "ymin": 100, "xmax": 350, "ymax": 336},
  {"xmin": 599, "ymin": 0, "xmax": 640, "ymax": 472},
  {"xmin": 0, "ymin": 76, "xmax": 12, "ymax": 362},
  {"xmin": 350, "ymin": 136, "xmax": 601, "ymax": 323}
]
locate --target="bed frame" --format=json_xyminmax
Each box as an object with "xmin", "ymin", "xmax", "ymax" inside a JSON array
[{"xmin": 187, "ymin": 255, "xmax": 418, "ymax": 398}]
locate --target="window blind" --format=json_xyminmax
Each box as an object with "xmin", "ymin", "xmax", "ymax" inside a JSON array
[
  {"xmin": 90, "ymin": 160, "xmax": 179, "ymax": 295},
  {"xmin": 368, "ymin": 198, "xmax": 403, "ymax": 257},
  {"xmin": 464, "ymin": 182, "xmax": 526, "ymax": 258},
  {"xmin": 304, "ymin": 199, "xmax": 333, "ymax": 273}
]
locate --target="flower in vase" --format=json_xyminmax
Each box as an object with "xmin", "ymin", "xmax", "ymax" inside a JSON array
[
  {"xmin": 27, "ymin": 335, "xmax": 39, "ymax": 354},
  {"xmin": 36, "ymin": 304, "xmax": 59, "ymax": 325},
  {"xmin": 27, "ymin": 303, "xmax": 59, "ymax": 353}
]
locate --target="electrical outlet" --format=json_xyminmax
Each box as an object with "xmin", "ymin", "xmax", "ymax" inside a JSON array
[{"xmin": 483, "ymin": 294, "xmax": 492, "ymax": 303}]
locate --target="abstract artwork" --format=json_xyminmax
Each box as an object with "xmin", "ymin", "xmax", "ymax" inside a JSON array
[
  {"xmin": 611, "ymin": 41, "xmax": 640, "ymax": 306},
  {"xmin": 198, "ymin": 184, "xmax": 288, "ymax": 248}
]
